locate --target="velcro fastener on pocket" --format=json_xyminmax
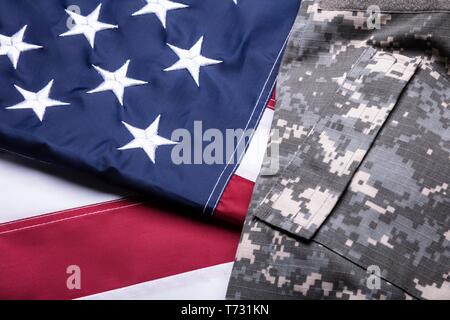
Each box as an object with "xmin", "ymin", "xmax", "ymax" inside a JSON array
[
  {"xmin": 318, "ymin": 0, "xmax": 450, "ymax": 12},
  {"xmin": 255, "ymin": 48, "xmax": 422, "ymax": 240}
]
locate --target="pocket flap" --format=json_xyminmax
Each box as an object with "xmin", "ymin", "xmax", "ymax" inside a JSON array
[{"xmin": 255, "ymin": 48, "xmax": 422, "ymax": 240}]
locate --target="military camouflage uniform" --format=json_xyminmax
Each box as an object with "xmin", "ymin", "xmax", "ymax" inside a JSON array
[{"xmin": 227, "ymin": 0, "xmax": 450, "ymax": 300}]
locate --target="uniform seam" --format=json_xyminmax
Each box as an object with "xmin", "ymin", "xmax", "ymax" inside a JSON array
[
  {"xmin": 318, "ymin": 9, "xmax": 450, "ymax": 14},
  {"xmin": 311, "ymin": 238, "xmax": 422, "ymax": 300}
]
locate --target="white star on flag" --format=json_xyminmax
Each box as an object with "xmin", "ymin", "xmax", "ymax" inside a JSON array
[
  {"xmin": 132, "ymin": 0, "xmax": 189, "ymax": 29},
  {"xmin": 118, "ymin": 115, "xmax": 177, "ymax": 163},
  {"xmin": 233, "ymin": 0, "xmax": 238, "ymax": 4},
  {"xmin": 164, "ymin": 36, "xmax": 222, "ymax": 87},
  {"xmin": 60, "ymin": 4, "xmax": 118, "ymax": 48},
  {"xmin": 6, "ymin": 80, "xmax": 70, "ymax": 121},
  {"xmin": 0, "ymin": 25, "xmax": 42, "ymax": 69},
  {"xmin": 88, "ymin": 60, "xmax": 148, "ymax": 106}
]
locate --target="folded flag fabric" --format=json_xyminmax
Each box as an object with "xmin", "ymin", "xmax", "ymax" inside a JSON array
[
  {"xmin": 0, "ymin": 0, "xmax": 300, "ymax": 219},
  {"xmin": 0, "ymin": 151, "xmax": 239, "ymax": 299},
  {"xmin": 0, "ymin": 89, "xmax": 275, "ymax": 299}
]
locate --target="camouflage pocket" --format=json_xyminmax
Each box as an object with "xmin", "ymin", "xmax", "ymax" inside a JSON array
[
  {"xmin": 254, "ymin": 47, "xmax": 422, "ymax": 240},
  {"xmin": 311, "ymin": 63, "xmax": 450, "ymax": 299}
]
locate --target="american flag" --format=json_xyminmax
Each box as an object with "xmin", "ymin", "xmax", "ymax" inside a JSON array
[{"xmin": 0, "ymin": 0, "xmax": 299, "ymax": 299}]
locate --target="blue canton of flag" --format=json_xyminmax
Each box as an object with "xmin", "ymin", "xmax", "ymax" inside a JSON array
[{"xmin": 0, "ymin": 0, "xmax": 300, "ymax": 216}]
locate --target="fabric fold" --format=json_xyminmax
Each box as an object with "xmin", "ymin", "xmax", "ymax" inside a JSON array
[{"xmin": 0, "ymin": 0, "xmax": 301, "ymax": 217}]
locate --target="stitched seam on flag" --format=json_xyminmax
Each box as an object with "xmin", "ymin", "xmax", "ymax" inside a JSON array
[
  {"xmin": 0, "ymin": 198, "xmax": 128, "ymax": 227},
  {"xmin": 0, "ymin": 203, "xmax": 142, "ymax": 235},
  {"xmin": 210, "ymin": 82, "xmax": 274, "ymax": 214},
  {"xmin": 204, "ymin": 59, "xmax": 282, "ymax": 214},
  {"xmin": 211, "ymin": 80, "xmax": 276, "ymax": 214},
  {"xmin": 203, "ymin": 25, "xmax": 293, "ymax": 214}
]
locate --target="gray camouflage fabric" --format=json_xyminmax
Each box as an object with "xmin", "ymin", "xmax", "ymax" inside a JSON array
[{"xmin": 227, "ymin": 0, "xmax": 450, "ymax": 300}]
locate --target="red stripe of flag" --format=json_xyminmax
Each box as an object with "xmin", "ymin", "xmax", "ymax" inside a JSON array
[{"xmin": 0, "ymin": 199, "xmax": 240, "ymax": 299}]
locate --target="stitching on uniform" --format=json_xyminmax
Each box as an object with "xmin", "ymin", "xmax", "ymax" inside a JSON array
[
  {"xmin": 317, "ymin": 0, "xmax": 450, "ymax": 14},
  {"xmin": 315, "ymin": 233, "xmax": 448, "ymax": 282},
  {"xmin": 318, "ymin": 8, "xmax": 450, "ymax": 14}
]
